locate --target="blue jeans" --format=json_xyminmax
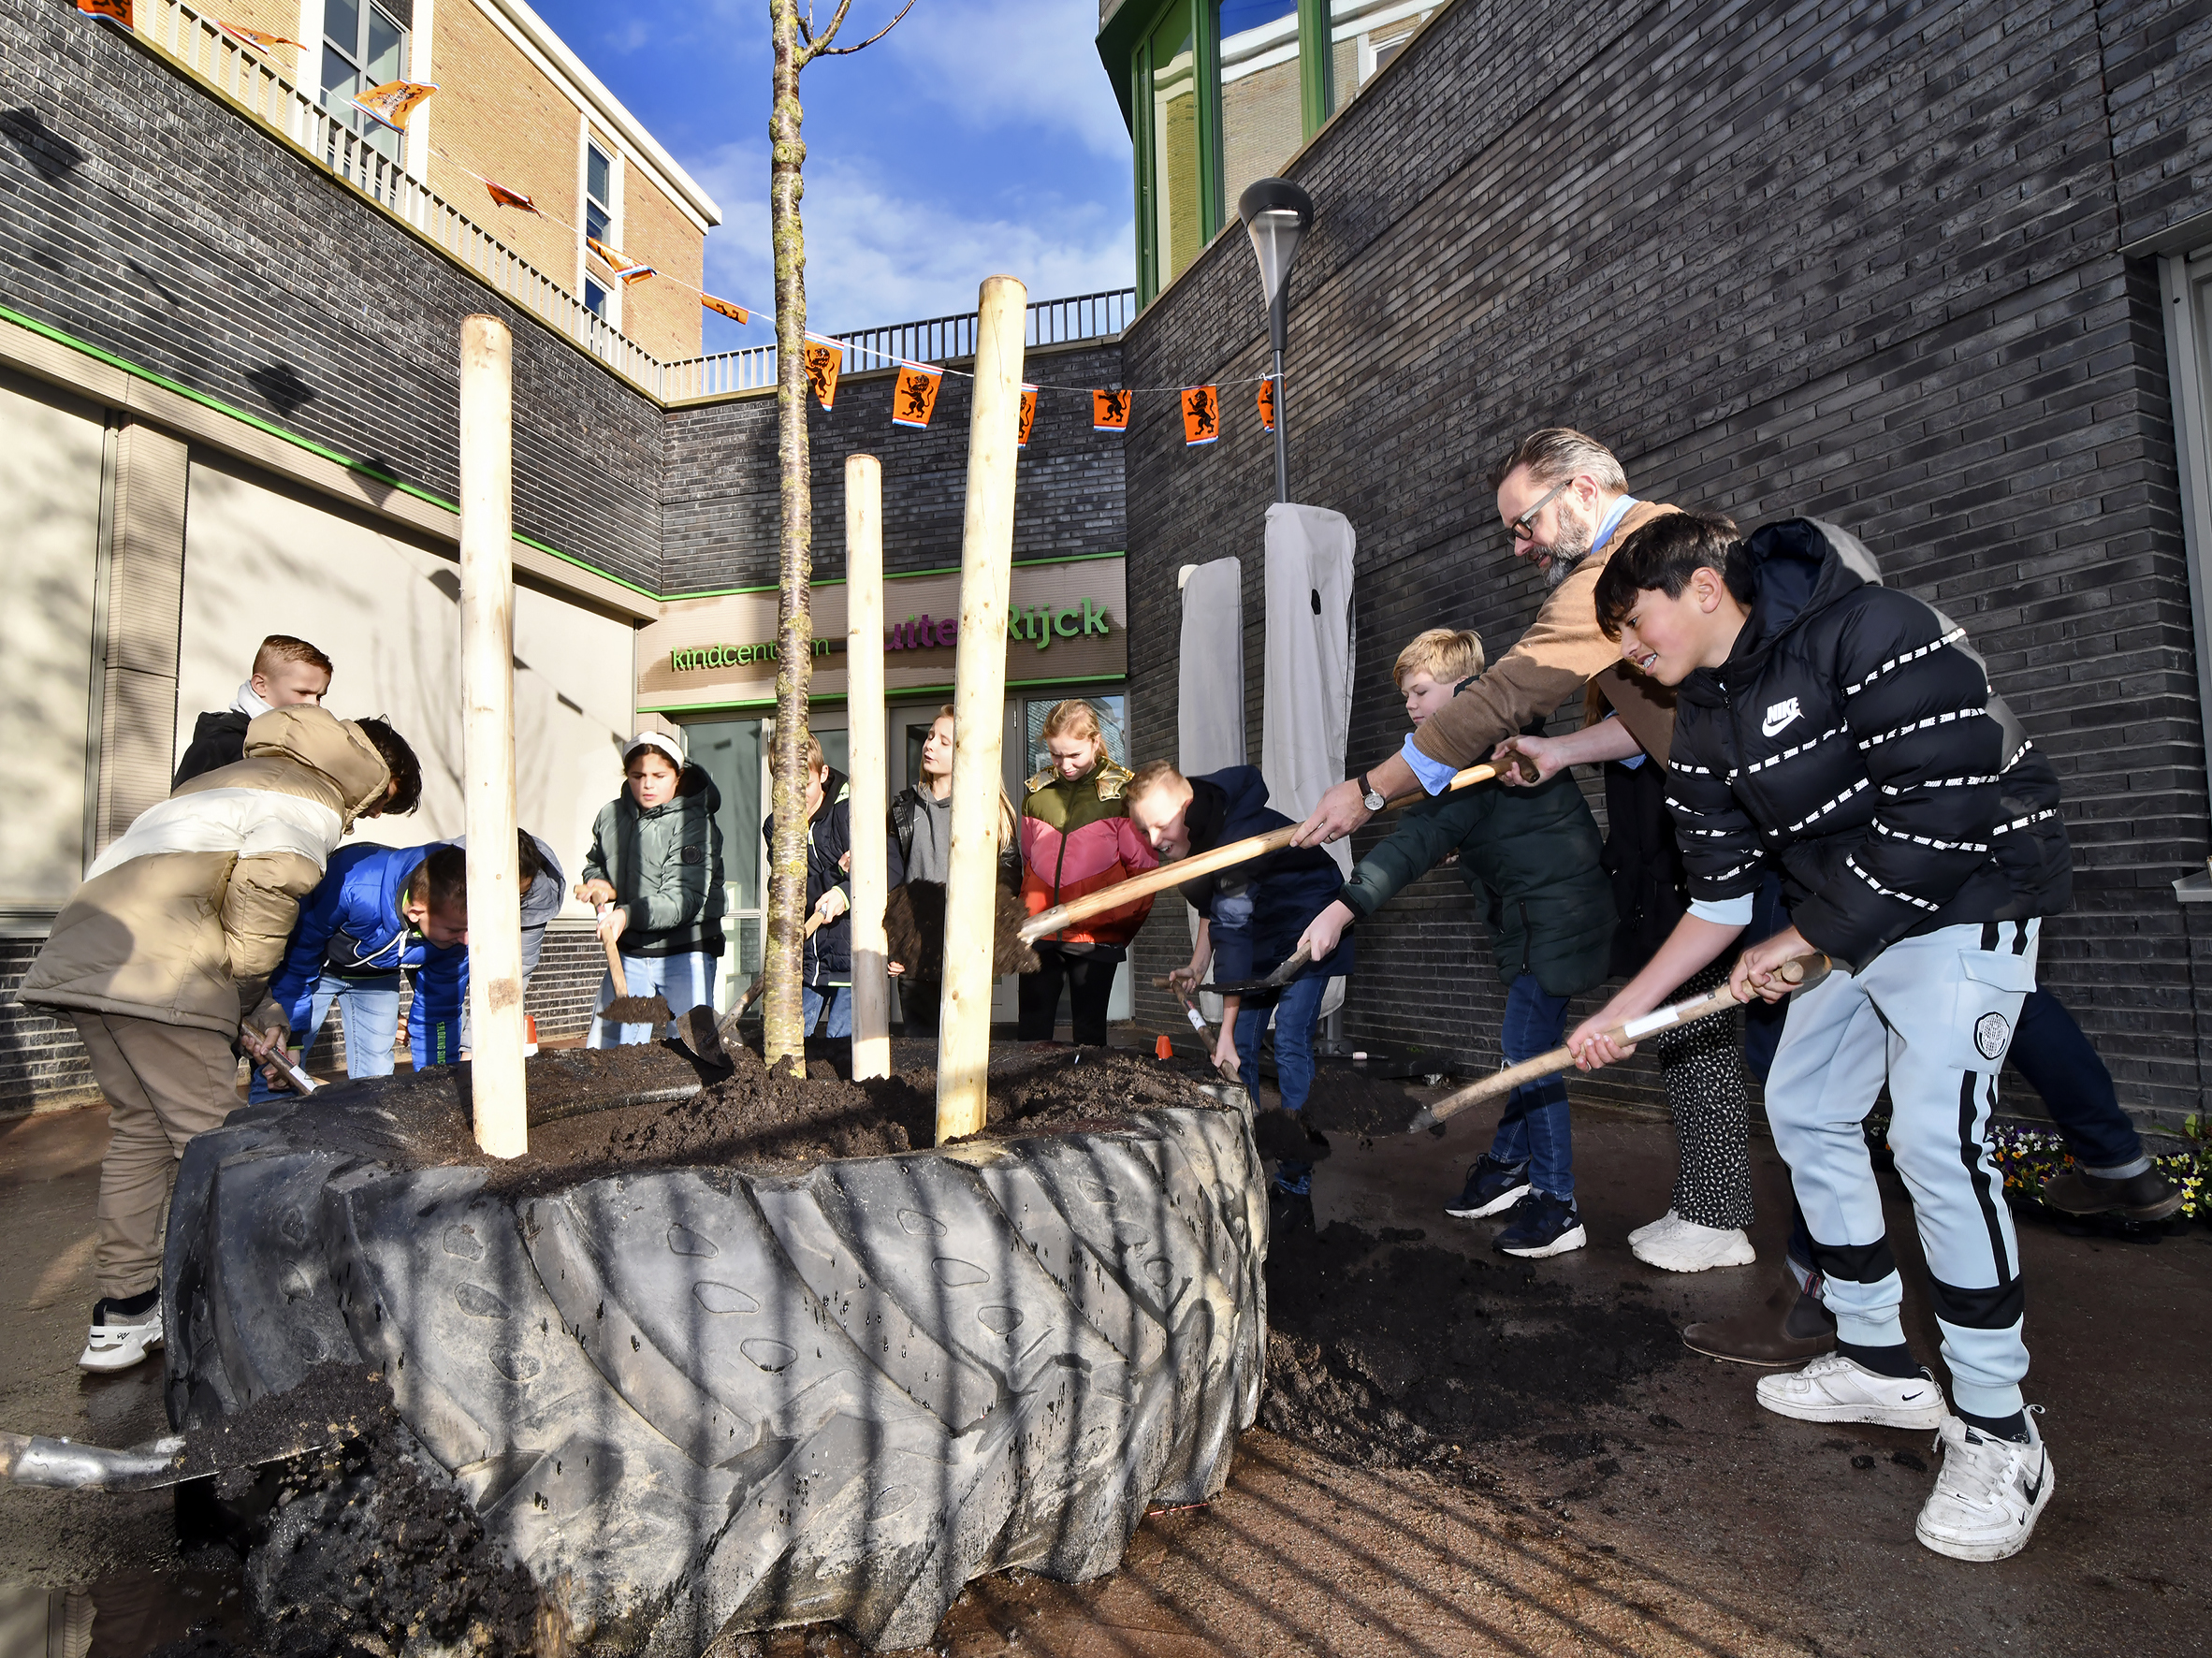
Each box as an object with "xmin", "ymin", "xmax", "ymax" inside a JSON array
[
  {"xmin": 1489, "ymin": 972, "xmax": 1575, "ymax": 1200},
  {"xmin": 589, "ymin": 951, "xmax": 719, "ymax": 1046},
  {"xmin": 250, "ymin": 974, "xmax": 400, "ymax": 1103},
  {"xmin": 803, "ymin": 984, "xmax": 853, "ymax": 1039},
  {"xmin": 1234, "ymin": 972, "xmax": 1331, "ymax": 1194}
]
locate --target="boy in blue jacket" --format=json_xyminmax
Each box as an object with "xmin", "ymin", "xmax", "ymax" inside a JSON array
[
  {"xmin": 1128, "ymin": 761, "xmax": 1350, "ymax": 1230},
  {"xmin": 257, "ymin": 835, "xmax": 543, "ymax": 1098}
]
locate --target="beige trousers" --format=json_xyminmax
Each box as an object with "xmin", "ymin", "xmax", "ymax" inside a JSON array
[{"xmin": 67, "ymin": 1012, "xmax": 240, "ymax": 1299}]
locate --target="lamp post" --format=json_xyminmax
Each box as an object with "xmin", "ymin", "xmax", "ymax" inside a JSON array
[{"xmin": 1238, "ymin": 177, "xmax": 1314, "ymax": 504}]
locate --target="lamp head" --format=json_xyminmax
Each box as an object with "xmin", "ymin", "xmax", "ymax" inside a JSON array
[{"xmin": 1238, "ymin": 177, "xmax": 1314, "ymax": 351}]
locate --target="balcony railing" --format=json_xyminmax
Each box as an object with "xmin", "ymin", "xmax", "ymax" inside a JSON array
[
  {"xmin": 661, "ymin": 288, "xmax": 1139, "ymax": 403},
  {"xmin": 123, "ymin": 0, "xmax": 1135, "ymax": 407}
]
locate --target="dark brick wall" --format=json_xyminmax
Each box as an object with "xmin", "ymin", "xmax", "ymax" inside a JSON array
[
  {"xmin": 1119, "ymin": 0, "xmax": 2212, "ymax": 1123},
  {"xmin": 0, "ymin": 940, "xmax": 100, "ymax": 1108},
  {"xmin": 0, "ymin": 0, "xmax": 664, "ymax": 589},
  {"xmin": 662, "ymin": 342, "xmax": 1128, "ymax": 593}
]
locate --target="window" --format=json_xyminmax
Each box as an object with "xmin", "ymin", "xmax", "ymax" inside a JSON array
[
  {"xmin": 1146, "ymin": 6, "xmax": 1204, "ymax": 296},
  {"xmin": 321, "ymin": 0, "xmax": 408, "ymax": 164},
  {"xmin": 2160, "ymin": 241, "xmax": 2212, "ymax": 768},
  {"xmin": 583, "ymin": 278, "xmax": 608, "ymax": 321},
  {"xmin": 1024, "ymin": 695, "xmax": 1129, "ymax": 777},
  {"xmin": 1218, "ymin": 0, "xmax": 1302, "ymax": 223},
  {"xmin": 586, "ymin": 141, "xmax": 614, "ymax": 246},
  {"xmin": 1327, "ymin": 0, "xmax": 1440, "ymax": 111}
]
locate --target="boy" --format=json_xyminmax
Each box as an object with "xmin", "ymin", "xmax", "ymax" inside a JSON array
[
  {"xmin": 764, "ymin": 734, "xmax": 852, "ymax": 1038},
  {"xmin": 1572, "ymin": 512, "xmax": 2070, "ymax": 1562},
  {"xmin": 254, "ymin": 832, "xmax": 546, "ymax": 1100},
  {"xmin": 20, "ymin": 705, "xmax": 418, "ymax": 1372},
  {"xmin": 1128, "ymin": 762, "xmax": 1349, "ymax": 1233},
  {"xmin": 1297, "ymin": 629, "xmax": 1616, "ymax": 1258},
  {"xmin": 174, "ymin": 634, "xmax": 334, "ymax": 788}
]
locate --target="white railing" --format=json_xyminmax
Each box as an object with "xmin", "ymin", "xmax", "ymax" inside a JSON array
[
  {"xmin": 660, "ymin": 288, "xmax": 1138, "ymax": 402},
  {"xmin": 131, "ymin": 0, "xmax": 668, "ymax": 397}
]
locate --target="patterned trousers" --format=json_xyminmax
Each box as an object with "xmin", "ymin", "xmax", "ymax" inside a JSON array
[{"xmin": 1646, "ymin": 957, "xmax": 1755, "ymax": 1229}]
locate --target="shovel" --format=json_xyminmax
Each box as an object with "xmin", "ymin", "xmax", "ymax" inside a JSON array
[
  {"xmin": 596, "ymin": 904, "xmax": 674, "ymax": 1027},
  {"xmin": 1407, "ymin": 953, "xmax": 1836, "ymax": 1132},
  {"xmin": 1206, "ymin": 944, "xmax": 1315, "ymax": 999},
  {"xmin": 238, "ymin": 1028, "xmax": 318, "ymax": 1096},
  {"xmin": 0, "ymin": 1429, "xmax": 338, "ymax": 1492},
  {"xmin": 727, "ymin": 912, "xmax": 828, "ymax": 1021}
]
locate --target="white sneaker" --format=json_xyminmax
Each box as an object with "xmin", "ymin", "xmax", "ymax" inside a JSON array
[
  {"xmin": 79, "ymin": 1301, "xmax": 163, "ymax": 1373},
  {"xmin": 1755, "ymin": 1352, "xmax": 1947, "ymax": 1430},
  {"xmin": 1634, "ymin": 1219, "xmax": 1756, "ymax": 1273},
  {"xmin": 1916, "ymin": 1412, "xmax": 2054, "ymax": 1562},
  {"xmin": 1627, "ymin": 1209, "xmax": 1681, "ymax": 1246}
]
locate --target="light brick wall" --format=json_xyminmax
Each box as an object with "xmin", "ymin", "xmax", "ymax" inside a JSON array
[
  {"xmin": 424, "ymin": 0, "xmax": 588, "ymax": 293},
  {"xmin": 619, "ymin": 166, "xmax": 706, "ymax": 363}
]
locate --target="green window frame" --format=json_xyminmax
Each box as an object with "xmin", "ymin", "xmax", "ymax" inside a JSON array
[{"xmin": 1123, "ymin": 0, "xmax": 1360, "ymax": 304}]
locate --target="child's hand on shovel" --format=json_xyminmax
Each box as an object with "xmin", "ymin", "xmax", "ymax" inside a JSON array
[{"xmin": 239, "ymin": 1026, "xmax": 298, "ymax": 1092}]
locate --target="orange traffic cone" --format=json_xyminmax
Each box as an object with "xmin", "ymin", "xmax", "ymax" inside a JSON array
[
  {"xmin": 524, "ymin": 1014, "xmax": 539, "ymax": 1056},
  {"xmin": 1154, "ymin": 1033, "xmax": 1173, "ymax": 1061}
]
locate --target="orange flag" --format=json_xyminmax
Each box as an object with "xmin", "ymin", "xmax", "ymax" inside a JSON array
[
  {"xmin": 77, "ymin": 0, "xmax": 132, "ymax": 25},
  {"xmin": 1018, "ymin": 385, "xmax": 1039, "ymax": 448},
  {"xmin": 892, "ymin": 363, "xmax": 942, "ymax": 429},
  {"xmin": 586, "ymin": 236, "xmax": 655, "ymax": 284},
  {"xmin": 217, "ymin": 19, "xmax": 302, "ymax": 50},
  {"xmin": 351, "ymin": 80, "xmax": 438, "ymax": 132},
  {"xmin": 1182, "ymin": 385, "xmax": 1219, "ymax": 446},
  {"xmin": 803, "ymin": 341, "xmax": 842, "ymax": 411},
  {"xmin": 702, "ymin": 295, "xmax": 749, "ymax": 325},
  {"xmin": 1092, "ymin": 388, "xmax": 1129, "ymax": 432},
  {"xmin": 1257, "ymin": 376, "xmax": 1275, "ymax": 432},
  {"xmin": 485, "ymin": 180, "xmax": 537, "ymax": 212}
]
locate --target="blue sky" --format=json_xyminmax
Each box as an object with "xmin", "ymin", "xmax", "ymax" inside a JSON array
[{"xmin": 526, "ymin": 0, "xmax": 1138, "ymax": 356}]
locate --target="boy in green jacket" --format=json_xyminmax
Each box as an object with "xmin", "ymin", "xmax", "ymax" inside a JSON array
[{"xmin": 1299, "ymin": 630, "xmax": 1616, "ymax": 1258}]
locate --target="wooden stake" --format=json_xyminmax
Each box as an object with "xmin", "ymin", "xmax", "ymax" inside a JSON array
[
  {"xmin": 458, "ymin": 314, "xmax": 527, "ymax": 1158},
  {"xmin": 846, "ymin": 454, "xmax": 891, "ymax": 1080},
  {"xmin": 937, "ymin": 275, "xmax": 1026, "ymax": 1142}
]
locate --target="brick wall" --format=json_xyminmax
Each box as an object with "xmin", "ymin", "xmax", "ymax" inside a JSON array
[
  {"xmin": 1118, "ymin": 0, "xmax": 2212, "ymax": 1124},
  {"xmin": 0, "ymin": 0, "xmax": 666, "ymax": 592},
  {"xmin": 0, "ymin": 941, "xmax": 100, "ymax": 1110},
  {"xmin": 662, "ymin": 342, "xmax": 1128, "ymax": 594},
  {"xmin": 618, "ymin": 167, "xmax": 707, "ymax": 365}
]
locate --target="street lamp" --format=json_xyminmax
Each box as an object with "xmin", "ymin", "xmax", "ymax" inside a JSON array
[{"xmin": 1238, "ymin": 176, "xmax": 1314, "ymax": 504}]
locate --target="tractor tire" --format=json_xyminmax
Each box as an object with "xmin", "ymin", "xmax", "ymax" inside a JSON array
[{"xmin": 162, "ymin": 1049, "xmax": 1267, "ymax": 1652}]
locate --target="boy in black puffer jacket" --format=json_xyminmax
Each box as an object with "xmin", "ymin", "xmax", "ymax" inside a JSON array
[
  {"xmin": 1574, "ymin": 512, "xmax": 2068, "ymax": 1566},
  {"xmin": 1298, "ymin": 629, "xmax": 1615, "ymax": 1259},
  {"xmin": 764, "ymin": 734, "xmax": 852, "ymax": 1038}
]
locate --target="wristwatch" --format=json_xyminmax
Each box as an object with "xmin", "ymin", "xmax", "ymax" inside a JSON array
[{"xmin": 1358, "ymin": 772, "xmax": 1387, "ymax": 813}]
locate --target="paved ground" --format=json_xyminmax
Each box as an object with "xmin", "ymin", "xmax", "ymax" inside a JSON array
[{"xmin": 2, "ymin": 1078, "xmax": 2206, "ymax": 1656}]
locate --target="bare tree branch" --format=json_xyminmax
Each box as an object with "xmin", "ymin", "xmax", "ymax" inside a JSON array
[
  {"xmin": 804, "ymin": 0, "xmax": 858, "ymax": 57},
  {"xmin": 809, "ymin": 0, "xmax": 913, "ymax": 57}
]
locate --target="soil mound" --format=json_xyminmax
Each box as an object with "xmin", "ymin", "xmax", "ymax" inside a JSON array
[
  {"xmin": 156, "ymin": 1367, "xmax": 545, "ymax": 1658},
  {"xmin": 1261, "ymin": 1222, "xmax": 1682, "ymax": 1472}
]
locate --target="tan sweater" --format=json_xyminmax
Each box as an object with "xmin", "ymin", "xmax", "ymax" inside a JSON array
[
  {"xmin": 1410, "ymin": 499, "xmax": 1681, "ymax": 771},
  {"xmin": 22, "ymin": 706, "xmax": 392, "ymax": 1034}
]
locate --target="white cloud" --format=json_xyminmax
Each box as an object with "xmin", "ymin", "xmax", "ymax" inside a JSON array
[
  {"xmin": 691, "ymin": 139, "xmax": 1133, "ymax": 343},
  {"xmin": 884, "ymin": 0, "xmax": 1132, "ymax": 162}
]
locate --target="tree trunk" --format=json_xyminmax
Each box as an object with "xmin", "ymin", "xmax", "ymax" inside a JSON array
[{"xmin": 764, "ymin": 0, "xmax": 813, "ymax": 1076}]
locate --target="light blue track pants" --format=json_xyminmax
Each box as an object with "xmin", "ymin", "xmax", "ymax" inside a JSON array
[{"xmin": 1765, "ymin": 918, "xmax": 2040, "ymax": 1419}]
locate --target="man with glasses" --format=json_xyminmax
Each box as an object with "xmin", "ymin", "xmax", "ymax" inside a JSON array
[{"xmin": 1293, "ymin": 429, "xmax": 1735, "ymax": 1259}]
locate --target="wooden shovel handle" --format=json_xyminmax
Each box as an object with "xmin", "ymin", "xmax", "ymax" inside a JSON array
[
  {"xmin": 737, "ymin": 912, "xmax": 832, "ymax": 1014},
  {"xmin": 596, "ymin": 906, "xmax": 629, "ymax": 999},
  {"xmin": 1411, "ymin": 954, "xmax": 1829, "ymax": 1132},
  {"xmin": 1020, "ymin": 763, "xmax": 1500, "ymax": 945}
]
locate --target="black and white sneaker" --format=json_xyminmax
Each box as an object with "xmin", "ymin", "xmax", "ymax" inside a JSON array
[
  {"xmin": 1916, "ymin": 1410, "xmax": 2054, "ymax": 1562},
  {"xmin": 80, "ymin": 1288, "xmax": 163, "ymax": 1373},
  {"xmin": 1445, "ymin": 1154, "xmax": 1531, "ymax": 1219},
  {"xmin": 1492, "ymin": 1192, "xmax": 1586, "ymax": 1258}
]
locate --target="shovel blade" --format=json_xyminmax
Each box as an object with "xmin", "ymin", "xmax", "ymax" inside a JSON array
[{"xmin": 675, "ymin": 1004, "xmax": 735, "ymax": 1072}]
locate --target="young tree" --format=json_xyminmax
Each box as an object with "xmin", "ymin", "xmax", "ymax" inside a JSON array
[{"xmin": 764, "ymin": 0, "xmax": 911, "ymax": 1075}]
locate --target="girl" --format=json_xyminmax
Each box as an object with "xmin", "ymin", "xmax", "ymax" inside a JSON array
[
  {"xmin": 886, "ymin": 705, "xmax": 1020, "ymax": 1036},
  {"xmin": 1016, "ymin": 700, "xmax": 1156, "ymax": 1045},
  {"xmin": 577, "ymin": 730, "xmax": 726, "ymax": 1044}
]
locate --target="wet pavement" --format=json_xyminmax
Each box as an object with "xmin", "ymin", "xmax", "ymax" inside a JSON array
[{"xmin": 2, "ymin": 1078, "xmax": 2206, "ymax": 1656}]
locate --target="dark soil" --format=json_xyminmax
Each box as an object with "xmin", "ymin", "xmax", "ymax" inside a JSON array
[
  {"xmin": 152, "ymin": 1369, "xmax": 546, "ymax": 1658},
  {"xmin": 1296, "ymin": 1066, "xmax": 1426, "ymax": 1139},
  {"xmin": 1259, "ymin": 1221, "xmax": 1683, "ymax": 1476},
  {"xmin": 881, "ymin": 880, "xmax": 1039, "ymax": 981}
]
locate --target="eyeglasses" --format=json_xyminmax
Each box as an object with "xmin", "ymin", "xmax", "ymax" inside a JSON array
[{"xmin": 1506, "ymin": 478, "xmax": 1575, "ymax": 545}]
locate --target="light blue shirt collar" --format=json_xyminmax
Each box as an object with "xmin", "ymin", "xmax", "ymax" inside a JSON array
[{"xmin": 1593, "ymin": 494, "xmax": 1640, "ymax": 556}]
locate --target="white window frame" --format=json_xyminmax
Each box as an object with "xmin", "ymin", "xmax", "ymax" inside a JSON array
[
  {"xmin": 578, "ymin": 124, "xmax": 622, "ymax": 330},
  {"xmin": 2159, "ymin": 242, "xmax": 2212, "ymax": 765}
]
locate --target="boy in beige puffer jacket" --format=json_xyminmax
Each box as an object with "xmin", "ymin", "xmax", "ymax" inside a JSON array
[{"xmin": 21, "ymin": 705, "xmax": 419, "ymax": 1372}]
